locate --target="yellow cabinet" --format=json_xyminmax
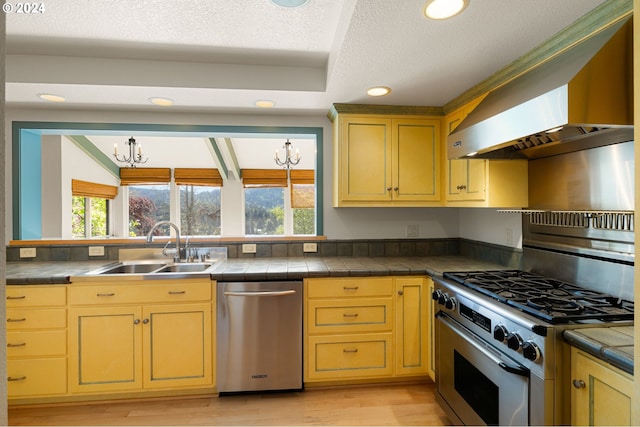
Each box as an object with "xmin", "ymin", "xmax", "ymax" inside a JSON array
[
  {"xmin": 68, "ymin": 279, "xmax": 214, "ymax": 395},
  {"xmin": 6, "ymin": 285, "xmax": 68, "ymax": 398},
  {"xmin": 305, "ymin": 276, "xmax": 430, "ymax": 385},
  {"xmin": 571, "ymin": 348, "xmax": 633, "ymax": 426},
  {"xmin": 332, "ymin": 109, "xmax": 441, "ymax": 207},
  {"xmin": 444, "ymin": 101, "xmax": 528, "ymax": 207},
  {"xmin": 394, "ymin": 277, "xmax": 429, "ymax": 377}
]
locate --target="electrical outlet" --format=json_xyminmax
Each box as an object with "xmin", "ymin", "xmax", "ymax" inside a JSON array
[
  {"xmin": 88, "ymin": 246, "xmax": 105, "ymax": 256},
  {"xmin": 406, "ymin": 224, "xmax": 419, "ymax": 238},
  {"xmin": 303, "ymin": 242, "xmax": 318, "ymax": 253},
  {"xmin": 19, "ymin": 247, "xmax": 37, "ymax": 258},
  {"xmin": 242, "ymin": 243, "xmax": 257, "ymax": 254},
  {"xmin": 505, "ymin": 228, "xmax": 513, "ymax": 245}
]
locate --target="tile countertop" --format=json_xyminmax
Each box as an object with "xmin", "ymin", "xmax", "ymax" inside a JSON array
[
  {"xmin": 563, "ymin": 326, "xmax": 634, "ymax": 375},
  {"xmin": 4, "ymin": 255, "xmax": 508, "ymax": 285}
]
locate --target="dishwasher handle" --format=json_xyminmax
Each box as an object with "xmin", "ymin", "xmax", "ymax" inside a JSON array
[{"xmin": 224, "ymin": 290, "xmax": 296, "ymax": 297}]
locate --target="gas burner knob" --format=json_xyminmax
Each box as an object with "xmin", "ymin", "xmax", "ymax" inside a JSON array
[
  {"xmin": 438, "ymin": 292, "xmax": 448, "ymax": 306},
  {"xmin": 432, "ymin": 289, "xmax": 442, "ymax": 301},
  {"xmin": 445, "ymin": 296, "xmax": 456, "ymax": 310},
  {"xmin": 522, "ymin": 341, "xmax": 541, "ymax": 362},
  {"xmin": 493, "ymin": 325, "xmax": 508, "ymax": 342},
  {"xmin": 506, "ymin": 332, "xmax": 523, "ymax": 351}
]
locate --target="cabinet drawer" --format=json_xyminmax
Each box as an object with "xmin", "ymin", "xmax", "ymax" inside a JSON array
[
  {"xmin": 7, "ymin": 358, "xmax": 67, "ymax": 397},
  {"xmin": 6, "ymin": 308, "xmax": 67, "ymax": 330},
  {"xmin": 308, "ymin": 298, "xmax": 392, "ymax": 334},
  {"xmin": 7, "ymin": 330, "xmax": 67, "ymax": 357},
  {"xmin": 6, "ymin": 286, "xmax": 66, "ymax": 307},
  {"xmin": 307, "ymin": 277, "xmax": 393, "ymax": 298},
  {"xmin": 69, "ymin": 281, "xmax": 212, "ymax": 305},
  {"xmin": 307, "ymin": 333, "xmax": 393, "ymax": 380}
]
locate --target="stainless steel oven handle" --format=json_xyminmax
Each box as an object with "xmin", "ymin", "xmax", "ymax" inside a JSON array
[{"xmin": 437, "ymin": 312, "xmax": 529, "ymax": 378}]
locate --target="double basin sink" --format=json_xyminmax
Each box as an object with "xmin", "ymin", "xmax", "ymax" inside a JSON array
[{"xmin": 85, "ymin": 260, "xmax": 217, "ymax": 279}]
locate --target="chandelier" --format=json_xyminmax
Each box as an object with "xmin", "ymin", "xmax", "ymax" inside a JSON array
[
  {"xmin": 274, "ymin": 139, "xmax": 301, "ymax": 169},
  {"xmin": 113, "ymin": 136, "xmax": 148, "ymax": 168}
]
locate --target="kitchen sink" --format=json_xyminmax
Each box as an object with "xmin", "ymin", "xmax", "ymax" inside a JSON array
[
  {"xmin": 156, "ymin": 263, "xmax": 212, "ymax": 273},
  {"xmin": 91, "ymin": 262, "xmax": 168, "ymax": 275}
]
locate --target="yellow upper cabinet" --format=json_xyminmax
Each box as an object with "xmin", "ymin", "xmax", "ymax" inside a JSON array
[
  {"xmin": 443, "ymin": 100, "xmax": 529, "ymax": 207},
  {"xmin": 331, "ymin": 105, "xmax": 441, "ymax": 207}
]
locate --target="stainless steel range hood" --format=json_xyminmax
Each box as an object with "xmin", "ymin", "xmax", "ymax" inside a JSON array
[{"xmin": 448, "ymin": 17, "xmax": 633, "ymax": 160}]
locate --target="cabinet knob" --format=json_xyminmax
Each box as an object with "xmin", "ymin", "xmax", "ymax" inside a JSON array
[
  {"xmin": 397, "ymin": 290, "xmax": 404, "ymax": 296},
  {"xmin": 386, "ymin": 187, "xmax": 392, "ymax": 192},
  {"xmin": 572, "ymin": 379, "xmax": 586, "ymax": 389},
  {"xmin": 133, "ymin": 319, "xmax": 140, "ymax": 325},
  {"xmin": 394, "ymin": 187, "xmax": 399, "ymax": 192},
  {"xmin": 143, "ymin": 318, "xmax": 150, "ymax": 324}
]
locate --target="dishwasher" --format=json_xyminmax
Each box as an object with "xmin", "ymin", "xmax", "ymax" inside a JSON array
[{"xmin": 216, "ymin": 281, "xmax": 303, "ymax": 393}]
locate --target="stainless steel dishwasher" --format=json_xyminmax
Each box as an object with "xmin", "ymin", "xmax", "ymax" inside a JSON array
[{"xmin": 216, "ymin": 281, "xmax": 303, "ymax": 393}]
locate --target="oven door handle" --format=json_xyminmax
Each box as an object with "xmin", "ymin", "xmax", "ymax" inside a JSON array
[{"xmin": 437, "ymin": 312, "xmax": 530, "ymax": 378}]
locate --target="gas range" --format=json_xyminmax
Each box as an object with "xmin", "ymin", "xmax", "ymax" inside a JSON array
[
  {"xmin": 443, "ymin": 270, "xmax": 634, "ymax": 324},
  {"xmin": 432, "ymin": 270, "xmax": 634, "ymax": 425}
]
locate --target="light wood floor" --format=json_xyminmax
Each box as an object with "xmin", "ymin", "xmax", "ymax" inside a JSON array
[{"xmin": 9, "ymin": 383, "xmax": 451, "ymax": 426}]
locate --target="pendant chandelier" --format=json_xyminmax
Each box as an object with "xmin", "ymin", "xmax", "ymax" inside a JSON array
[
  {"xmin": 113, "ymin": 136, "xmax": 148, "ymax": 168},
  {"xmin": 274, "ymin": 139, "xmax": 301, "ymax": 170}
]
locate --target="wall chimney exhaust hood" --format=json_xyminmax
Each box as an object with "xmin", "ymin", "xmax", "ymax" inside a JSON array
[{"xmin": 448, "ymin": 17, "xmax": 633, "ymax": 160}]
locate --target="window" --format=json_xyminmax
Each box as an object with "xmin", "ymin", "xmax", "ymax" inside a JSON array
[
  {"xmin": 245, "ymin": 187, "xmax": 285, "ymax": 235},
  {"xmin": 290, "ymin": 170, "xmax": 315, "ymax": 235},
  {"xmin": 180, "ymin": 185, "xmax": 221, "ymax": 236},
  {"xmin": 71, "ymin": 179, "xmax": 117, "ymax": 239},
  {"xmin": 128, "ymin": 184, "xmax": 170, "ymax": 237}
]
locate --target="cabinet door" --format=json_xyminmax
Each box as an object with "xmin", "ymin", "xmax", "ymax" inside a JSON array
[
  {"xmin": 393, "ymin": 118, "xmax": 440, "ymax": 201},
  {"xmin": 69, "ymin": 306, "xmax": 143, "ymax": 393},
  {"xmin": 394, "ymin": 277, "xmax": 429, "ymax": 376},
  {"xmin": 463, "ymin": 159, "xmax": 486, "ymax": 200},
  {"xmin": 338, "ymin": 117, "xmax": 393, "ymax": 202},
  {"xmin": 571, "ymin": 348, "xmax": 633, "ymax": 426},
  {"xmin": 143, "ymin": 303, "xmax": 212, "ymax": 389}
]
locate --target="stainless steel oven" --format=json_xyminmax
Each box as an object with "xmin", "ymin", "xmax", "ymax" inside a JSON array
[{"xmin": 436, "ymin": 312, "xmax": 529, "ymax": 426}]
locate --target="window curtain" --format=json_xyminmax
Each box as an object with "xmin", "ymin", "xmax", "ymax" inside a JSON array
[
  {"xmin": 119, "ymin": 168, "xmax": 171, "ymax": 185},
  {"xmin": 174, "ymin": 168, "xmax": 223, "ymax": 186},
  {"xmin": 241, "ymin": 169, "xmax": 288, "ymax": 187},
  {"xmin": 71, "ymin": 179, "xmax": 118, "ymax": 199}
]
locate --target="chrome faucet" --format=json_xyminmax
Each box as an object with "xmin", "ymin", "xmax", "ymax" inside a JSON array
[{"xmin": 146, "ymin": 221, "xmax": 181, "ymax": 263}]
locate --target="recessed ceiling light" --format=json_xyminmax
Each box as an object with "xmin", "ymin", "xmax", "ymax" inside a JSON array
[
  {"xmin": 424, "ymin": 0, "xmax": 469, "ymax": 20},
  {"xmin": 270, "ymin": 0, "xmax": 309, "ymax": 7},
  {"xmin": 38, "ymin": 93, "xmax": 66, "ymax": 103},
  {"xmin": 367, "ymin": 86, "xmax": 391, "ymax": 97},
  {"xmin": 148, "ymin": 97, "xmax": 174, "ymax": 106},
  {"xmin": 255, "ymin": 100, "xmax": 276, "ymax": 108}
]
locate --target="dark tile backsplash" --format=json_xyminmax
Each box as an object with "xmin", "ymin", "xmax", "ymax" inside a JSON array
[{"xmin": 7, "ymin": 238, "xmax": 521, "ymax": 268}]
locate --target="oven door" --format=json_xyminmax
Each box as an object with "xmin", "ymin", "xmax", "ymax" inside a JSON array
[{"xmin": 436, "ymin": 312, "xmax": 529, "ymax": 426}]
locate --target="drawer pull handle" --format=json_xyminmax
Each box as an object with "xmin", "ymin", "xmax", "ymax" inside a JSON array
[
  {"xmin": 7, "ymin": 376, "xmax": 27, "ymax": 382},
  {"xmin": 168, "ymin": 291, "xmax": 186, "ymax": 295},
  {"xmin": 572, "ymin": 379, "xmax": 586, "ymax": 389},
  {"xmin": 97, "ymin": 293, "xmax": 115, "ymax": 297},
  {"xmin": 343, "ymin": 286, "xmax": 359, "ymax": 291},
  {"xmin": 343, "ymin": 348, "xmax": 359, "ymax": 353},
  {"xmin": 7, "ymin": 342, "xmax": 27, "ymax": 347},
  {"xmin": 343, "ymin": 313, "xmax": 359, "ymax": 318},
  {"xmin": 7, "ymin": 295, "xmax": 26, "ymax": 300},
  {"xmin": 7, "ymin": 318, "xmax": 26, "ymax": 322}
]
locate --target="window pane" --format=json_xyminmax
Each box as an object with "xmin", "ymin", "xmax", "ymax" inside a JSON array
[
  {"xmin": 245, "ymin": 187, "xmax": 284, "ymax": 235},
  {"xmin": 293, "ymin": 208, "xmax": 315, "ymax": 235},
  {"xmin": 90, "ymin": 197, "xmax": 109, "ymax": 237},
  {"xmin": 129, "ymin": 184, "xmax": 170, "ymax": 237},
  {"xmin": 180, "ymin": 185, "xmax": 221, "ymax": 236},
  {"xmin": 292, "ymin": 183, "xmax": 315, "ymax": 235},
  {"xmin": 72, "ymin": 196, "xmax": 86, "ymax": 238}
]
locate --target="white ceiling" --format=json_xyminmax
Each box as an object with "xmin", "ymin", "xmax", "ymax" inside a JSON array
[
  {"xmin": 5, "ymin": 0, "xmax": 609, "ymax": 170},
  {"xmin": 5, "ymin": 0, "xmax": 608, "ymax": 114}
]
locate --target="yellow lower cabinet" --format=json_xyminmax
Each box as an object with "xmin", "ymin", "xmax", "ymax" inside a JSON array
[
  {"xmin": 7, "ymin": 358, "xmax": 67, "ymax": 397},
  {"xmin": 394, "ymin": 277, "xmax": 429, "ymax": 376},
  {"xmin": 143, "ymin": 304, "xmax": 212, "ymax": 389},
  {"xmin": 307, "ymin": 333, "xmax": 393, "ymax": 380},
  {"xmin": 571, "ymin": 348, "xmax": 633, "ymax": 426},
  {"xmin": 6, "ymin": 285, "xmax": 68, "ymax": 399},
  {"xmin": 69, "ymin": 306, "xmax": 143, "ymax": 393}
]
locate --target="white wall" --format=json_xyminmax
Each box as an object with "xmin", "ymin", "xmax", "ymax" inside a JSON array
[
  {"xmin": 5, "ymin": 106, "xmax": 516, "ymax": 244},
  {"xmin": 459, "ymin": 208, "xmax": 522, "ymax": 248}
]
